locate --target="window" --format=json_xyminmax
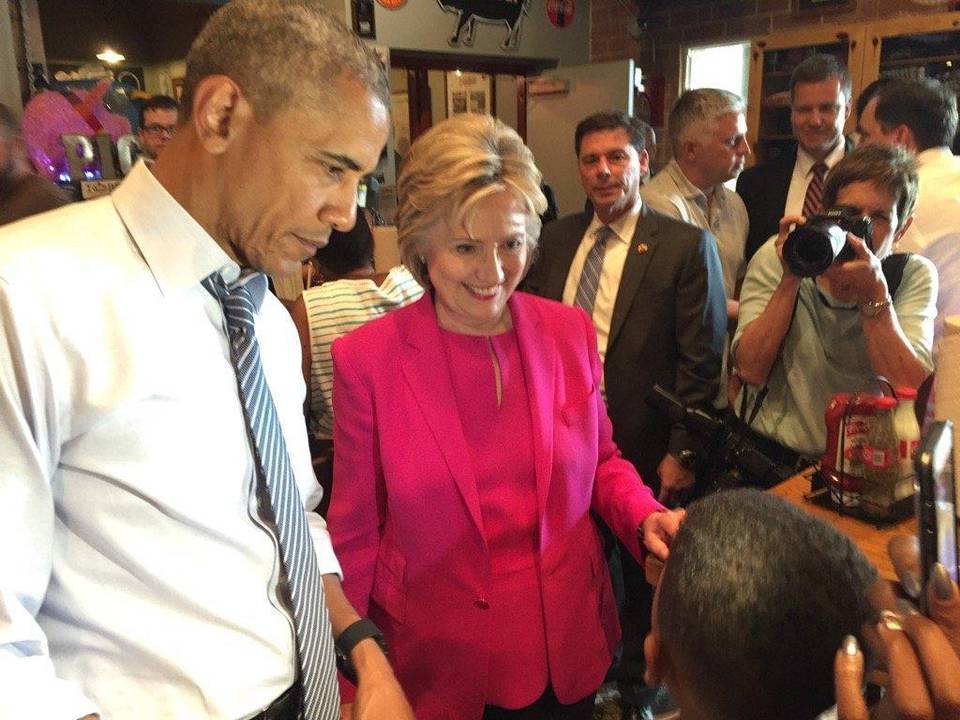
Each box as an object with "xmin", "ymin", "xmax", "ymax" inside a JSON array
[{"xmin": 684, "ymin": 41, "xmax": 750, "ymax": 101}]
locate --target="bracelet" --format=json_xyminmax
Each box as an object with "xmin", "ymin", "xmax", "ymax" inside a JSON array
[{"xmin": 859, "ymin": 294, "xmax": 892, "ymax": 318}]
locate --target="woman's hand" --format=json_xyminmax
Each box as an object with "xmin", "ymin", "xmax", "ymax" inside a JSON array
[
  {"xmin": 640, "ymin": 508, "xmax": 686, "ymax": 562},
  {"xmin": 775, "ymin": 214, "xmax": 806, "ymax": 278},
  {"xmin": 820, "ymin": 234, "xmax": 888, "ymax": 306},
  {"xmin": 835, "ymin": 554, "xmax": 960, "ymax": 719}
]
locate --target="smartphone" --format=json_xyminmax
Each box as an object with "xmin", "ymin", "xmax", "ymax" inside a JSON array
[{"xmin": 915, "ymin": 420, "xmax": 959, "ymax": 603}]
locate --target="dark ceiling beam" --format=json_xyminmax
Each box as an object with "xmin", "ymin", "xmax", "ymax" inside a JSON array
[{"xmin": 38, "ymin": 0, "xmax": 217, "ymax": 65}]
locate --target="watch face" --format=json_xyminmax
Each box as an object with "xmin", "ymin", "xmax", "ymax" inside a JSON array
[{"xmin": 860, "ymin": 297, "xmax": 890, "ymax": 317}]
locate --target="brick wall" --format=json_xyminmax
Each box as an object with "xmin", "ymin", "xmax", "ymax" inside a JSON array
[{"xmin": 592, "ymin": 0, "xmax": 957, "ymax": 131}]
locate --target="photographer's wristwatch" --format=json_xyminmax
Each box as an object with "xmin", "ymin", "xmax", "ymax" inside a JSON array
[{"xmin": 859, "ymin": 293, "xmax": 892, "ymax": 318}]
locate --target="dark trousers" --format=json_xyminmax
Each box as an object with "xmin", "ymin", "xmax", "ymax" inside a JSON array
[
  {"xmin": 615, "ymin": 541, "xmax": 654, "ymax": 706},
  {"xmin": 482, "ymin": 686, "xmax": 596, "ymax": 720}
]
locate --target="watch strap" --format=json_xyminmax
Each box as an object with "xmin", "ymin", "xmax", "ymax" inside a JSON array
[
  {"xmin": 336, "ymin": 618, "xmax": 387, "ymax": 658},
  {"xmin": 335, "ymin": 618, "xmax": 387, "ymax": 684}
]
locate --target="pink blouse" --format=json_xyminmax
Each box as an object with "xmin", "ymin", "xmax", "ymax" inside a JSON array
[{"xmin": 439, "ymin": 326, "xmax": 549, "ymax": 709}]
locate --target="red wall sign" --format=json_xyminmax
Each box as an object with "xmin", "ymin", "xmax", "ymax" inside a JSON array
[{"xmin": 546, "ymin": 0, "xmax": 574, "ymax": 28}]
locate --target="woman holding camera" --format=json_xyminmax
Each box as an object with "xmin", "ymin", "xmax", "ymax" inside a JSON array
[{"xmin": 733, "ymin": 144, "xmax": 936, "ymax": 465}]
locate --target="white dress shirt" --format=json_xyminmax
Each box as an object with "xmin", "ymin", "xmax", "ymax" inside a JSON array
[
  {"xmin": 784, "ymin": 141, "xmax": 846, "ymax": 219},
  {"xmin": 0, "ymin": 161, "xmax": 340, "ymax": 720},
  {"xmin": 897, "ymin": 147, "xmax": 960, "ymax": 336},
  {"xmin": 561, "ymin": 199, "xmax": 641, "ymax": 364}
]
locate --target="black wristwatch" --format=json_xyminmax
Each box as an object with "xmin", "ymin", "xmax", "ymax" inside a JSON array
[{"xmin": 335, "ymin": 618, "xmax": 388, "ymax": 684}]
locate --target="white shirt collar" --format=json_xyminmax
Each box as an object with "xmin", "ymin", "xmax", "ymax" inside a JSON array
[
  {"xmin": 916, "ymin": 146, "xmax": 955, "ymax": 168},
  {"xmin": 586, "ymin": 194, "xmax": 642, "ymax": 246},
  {"xmin": 796, "ymin": 139, "xmax": 846, "ymax": 177},
  {"xmin": 111, "ymin": 160, "xmax": 238, "ymax": 297}
]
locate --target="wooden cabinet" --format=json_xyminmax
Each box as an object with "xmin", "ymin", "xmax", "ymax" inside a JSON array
[
  {"xmin": 864, "ymin": 14, "xmax": 960, "ymax": 98},
  {"xmin": 747, "ymin": 11, "xmax": 960, "ymax": 163},
  {"xmin": 748, "ymin": 26, "xmax": 865, "ymax": 162}
]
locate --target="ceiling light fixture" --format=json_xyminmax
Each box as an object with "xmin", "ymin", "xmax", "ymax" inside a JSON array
[{"xmin": 96, "ymin": 48, "xmax": 126, "ymax": 64}]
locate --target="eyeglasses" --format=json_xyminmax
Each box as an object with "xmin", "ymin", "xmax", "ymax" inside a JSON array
[{"xmin": 142, "ymin": 124, "xmax": 177, "ymax": 137}]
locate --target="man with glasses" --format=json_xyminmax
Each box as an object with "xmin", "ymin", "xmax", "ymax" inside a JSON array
[{"xmin": 137, "ymin": 94, "xmax": 179, "ymax": 160}]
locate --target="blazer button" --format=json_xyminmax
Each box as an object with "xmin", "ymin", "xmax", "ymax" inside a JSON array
[{"xmin": 474, "ymin": 598, "xmax": 490, "ymax": 610}]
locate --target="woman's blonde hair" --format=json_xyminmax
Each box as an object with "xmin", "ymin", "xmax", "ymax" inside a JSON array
[{"xmin": 396, "ymin": 113, "xmax": 547, "ymax": 291}]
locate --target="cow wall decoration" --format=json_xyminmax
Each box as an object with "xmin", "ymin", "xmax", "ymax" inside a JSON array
[{"xmin": 436, "ymin": 0, "xmax": 530, "ymax": 49}]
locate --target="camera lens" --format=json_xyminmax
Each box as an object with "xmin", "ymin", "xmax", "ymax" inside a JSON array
[{"xmin": 782, "ymin": 220, "xmax": 849, "ymax": 277}]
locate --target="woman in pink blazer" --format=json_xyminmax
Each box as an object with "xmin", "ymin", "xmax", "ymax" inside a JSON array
[{"xmin": 327, "ymin": 114, "xmax": 683, "ymax": 720}]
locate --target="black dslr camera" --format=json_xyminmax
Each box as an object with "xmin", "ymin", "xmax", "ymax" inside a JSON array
[
  {"xmin": 782, "ymin": 206, "xmax": 872, "ymax": 278},
  {"xmin": 648, "ymin": 385, "xmax": 795, "ymax": 491}
]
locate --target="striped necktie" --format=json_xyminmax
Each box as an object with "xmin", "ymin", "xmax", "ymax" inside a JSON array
[
  {"xmin": 802, "ymin": 162, "xmax": 828, "ymax": 218},
  {"xmin": 574, "ymin": 225, "xmax": 613, "ymax": 317},
  {"xmin": 203, "ymin": 271, "xmax": 339, "ymax": 720}
]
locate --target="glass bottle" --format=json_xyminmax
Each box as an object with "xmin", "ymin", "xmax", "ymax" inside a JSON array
[{"xmin": 893, "ymin": 386, "xmax": 921, "ymax": 502}]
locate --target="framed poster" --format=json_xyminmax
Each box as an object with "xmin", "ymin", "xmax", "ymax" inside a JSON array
[{"xmin": 446, "ymin": 71, "xmax": 492, "ymax": 117}]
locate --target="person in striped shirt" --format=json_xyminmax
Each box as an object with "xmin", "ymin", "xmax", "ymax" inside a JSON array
[{"xmin": 292, "ymin": 210, "xmax": 424, "ymax": 442}]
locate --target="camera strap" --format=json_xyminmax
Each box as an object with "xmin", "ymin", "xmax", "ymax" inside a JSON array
[
  {"xmin": 740, "ymin": 290, "xmax": 802, "ymax": 429},
  {"xmin": 738, "ymin": 252, "xmax": 911, "ymax": 429},
  {"xmin": 882, "ymin": 252, "xmax": 910, "ymax": 299}
]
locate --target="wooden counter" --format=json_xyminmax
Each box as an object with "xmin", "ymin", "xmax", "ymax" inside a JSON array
[
  {"xmin": 645, "ymin": 474, "xmax": 915, "ymax": 587},
  {"xmin": 770, "ymin": 472, "xmax": 915, "ymax": 581}
]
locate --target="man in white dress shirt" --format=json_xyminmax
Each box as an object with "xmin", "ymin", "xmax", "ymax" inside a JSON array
[
  {"xmin": 0, "ymin": 2, "xmax": 412, "ymax": 719},
  {"xmin": 858, "ymin": 77, "xmax": 960, "ymax": 334}
]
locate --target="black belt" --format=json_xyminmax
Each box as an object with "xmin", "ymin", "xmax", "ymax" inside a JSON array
[
  {"xmin": 741, "ymin": 425, "xmax": 814, "ymax": 474},
  {"xmin": 251, "ymin": 685, "xmax": 298, "ymax": 720}
]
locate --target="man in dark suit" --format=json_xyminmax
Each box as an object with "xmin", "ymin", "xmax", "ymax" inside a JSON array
[
  {"xmin": 737, "ymin": 54, "xmax": 853, "ymax": 262},
  {"xmin": 524, "ymin": 110, "xmax": 726, "ymax": 717}
]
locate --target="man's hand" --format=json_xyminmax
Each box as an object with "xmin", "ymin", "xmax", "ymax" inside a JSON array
[
  {"xmin": 820, "ymin": 235, "xmax": 888, "ymax": 306},
  {"xmin": 656, "ymin": 452, "xmax": 695, "ymax": 506},
  {"xmin": 322, "ymin": 574, "xmax": 414, "ymax": 720},
  {"xmin": 640, "ymin": 508, "xmax": 685, "ymax": 562},
  {"xmin": 349, "ymin": 639, "xmax": 415, "ymax": 720}
]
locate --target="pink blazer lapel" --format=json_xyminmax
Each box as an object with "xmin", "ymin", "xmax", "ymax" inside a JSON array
[
  {"xmin": 509, "ymin": 294, "xmax": 557, "ymax": 524},
  {"xmin": 396, "ymin": 296, "xmax": 486, "ymax": 536}
]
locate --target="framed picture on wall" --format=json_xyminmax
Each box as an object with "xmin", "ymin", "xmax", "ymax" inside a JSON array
[{"xmin": 446, "ymin": 71, "xmax": 492, "ymax": 117}]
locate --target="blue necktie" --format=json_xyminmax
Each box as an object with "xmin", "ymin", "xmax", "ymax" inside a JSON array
[
  {"xmin": 574, "ymin": 225, "xmax": 613, "ymax": 317},
  {"xmin": 203, "ymin": 271, "xmax": 338, "ymax": 720}
]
